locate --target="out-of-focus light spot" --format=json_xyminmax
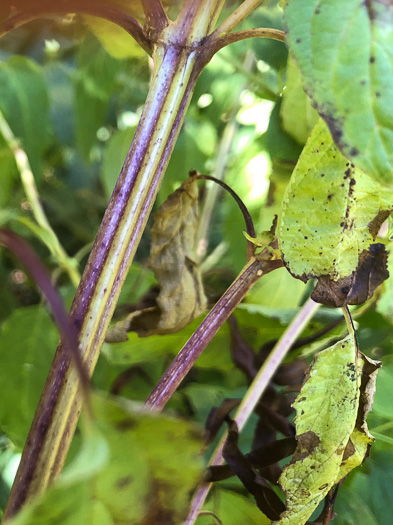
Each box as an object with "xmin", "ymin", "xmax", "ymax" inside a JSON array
[
  {"xmin": 44, "ymin": 39, "xmax": 60, "ymax": 56},
  {"xmin": 97, "ymin": 127, "xmax": 110, "ymax": 141},
  {"xmin": 245, "ymin": 153, "xmax": 270, "ymax": 201},
  {"xmin": 257, "ymin": 59, "xmax": 270, "ymax": 73},
  {"xmin": 10, "ymin": 269, "xmax": 27, "ymax": 285},
  {"xmin": 3, "ymin": 453, "xmax": 21, "ymax": 488},
  {"xmin": 237, "ymin": 90, "xmax": 274, "ymax": 133},
  {"xmin": 197, "ymin": 93, "xmax": 213, "ymax": 108},
  {"xmin": 21, "ymin": 201, "xmax": 31, "ymax": 211},
  {"xmin": 118, "ymin": 111, "xmax": 139, "ymax": 130}
]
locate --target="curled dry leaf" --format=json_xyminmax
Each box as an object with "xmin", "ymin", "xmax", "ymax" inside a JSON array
[
  {"xmin": 278, "ymin": 119, "xmax": 393, "ymax": 307},
  {"xmin": 106, "ymin": 176, "xmax": 207, "ymax": 340},
  {"xmin": 273, "ymin": 334, "xmax": 380, "ymax": 525}
]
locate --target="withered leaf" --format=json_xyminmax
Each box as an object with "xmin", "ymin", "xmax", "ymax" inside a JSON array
[
  {"xmin": 311, "ymin": 243, "xmax": 389, "ymax": 307},
  {"xmin": 223, "ymin": 419, "xmax": 285, "ymax": 520},
  {"xmin": 106, "ymin": 177, "xmax": 207, "ymax": 339}
]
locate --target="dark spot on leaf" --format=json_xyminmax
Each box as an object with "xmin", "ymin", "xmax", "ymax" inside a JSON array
[
  {"xmin": 311, "ymin": 243, "xmax": 389, "ymax": 307},
  {"xmin": 327, "ymin": 194, "xmax": 333, "ymax": 200},
  {"xmin": 350, "ymin": 178, "xmax": 356, "ymax": 186},
  {"xmin": 370, "ymin": 56, "xmax": 375, "ymax": 63},
  {"xmin": 291, "ymin": 431, "xmax": 320, "ymax": 463},
  {"xmin": 116, "ymin": 418, "xmax": 137, "ymax": 431},
  {"xmin": 344, "ymin": 168, "xmax": 351, "ymax": 179},
  {"xmin": 350, "ymin": 147, "xmax": 359, "ymax": 156},
  {"xmin": 321, "ymin": 173, "xmax": 325, "ymax": 177},
  {"xmin": 296, "ymin": 38, "xmax": 302, "ymax": 43},
  {"xmin": 116, "ymin": 475, "xmax": 133, "ymax": 489},
  {"xmin": 376, "ymin": 92, "xmax": 381, "ymax": 98},
  {"xmin": 319, "ymin": 483, "xmax": 329, "ymax": 490}
]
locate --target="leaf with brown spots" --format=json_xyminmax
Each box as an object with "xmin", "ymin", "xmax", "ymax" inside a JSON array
[
  {"xmin": 273, "ymin": 334, "xmax": 364, "ymax": 525},
  {"xmin": 278, "ymin": 119, "xmax": 393, "ymax": 307}
]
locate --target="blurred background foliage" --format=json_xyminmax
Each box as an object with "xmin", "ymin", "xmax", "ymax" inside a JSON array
[{"xmin": 0, "ymin": 1, "xmax": 392, "ymax": 523}]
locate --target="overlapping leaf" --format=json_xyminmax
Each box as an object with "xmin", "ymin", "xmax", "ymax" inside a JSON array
[
  {"xmin": 280, "ymin": 55, "xmax": 318, "ymax": 145},
  {"xmin": 285, "ymin": 0, "xmax": 393, "ymax": 185},
  {"xmin": 278, "ymin": 119, "xmax": 393, "ymax": 306},
  {"xmin": 274, "ymin": 335, "xmax": 380, "ymax": 525},
  {"xmin": 9, "ymin": 393, "xmax": 203, "ymax": 525}
]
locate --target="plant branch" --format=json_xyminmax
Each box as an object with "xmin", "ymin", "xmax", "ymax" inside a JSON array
[
  {"xmin": 145, "ymin": 254, "xmax": 282, "ymax": 410},
  {"xmin": 195, "ymin": 49, "xmax": 254, "ymax": 261},
  {"xmin": 210, "ymin": 0, "xmax": 266, "ymax": 38},
  {"xmin": 209, "ymin": 27, "xmax": 286, "ymax": 54},
  {"xmin": 194, "ymin": 173, "xmax": 256, "ymax": 260},
  {"xmin": 0, "ymin": 230, "xmax": 91, "ymax": 410},
  {"xmin": 3, "ymin": 1, "xmax": 229, "ymax": 519},
  {"xmin": 0, "ymin": 111, "xmax": 80, "ymax": 288},
  {"xmin": 184, "ymin": 297, "xmax": 320, "ymax": 524},
  {"xmin": 141, "ymin": 0, "xmax": 169, "ymax": 38},
  {"xmin": 0, "ymin": 0, "xmax": 152, "ymax": 55}
]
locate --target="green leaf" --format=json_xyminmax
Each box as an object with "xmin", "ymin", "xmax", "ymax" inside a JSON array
[
  {"xmin": 278, "ymin": 119, "xmax": 393, "ymax": 306},
  {"xmin": 74, "ymin": 36, "xmax": 123, "ymax": 160},
  {"xmin": 0, "ymin": 307, "xmax": 58, "ymax": 447},
  {"xmin": 280, "ymin": 55, "xmax": 318, "ymax": 145},
  {"xmin": 101, "ymin": 128, "xmax": 136, "ymax": 198},
  {"xmin": 9, "ymin": 393, "xmax": 203, "ymax": 525},
  {"xmin": 274, "ymin": 334, "xmax": 365, "ymax": 525},
  {"xmin": 0, "ymin": 57, "xmax": 50, "ymax": 180},
  {"xmin": 0, "ymin": 137, "xmax": 17, "ymax": 208},
  {"xmin": 285, "ymin": 0, "xmax": 393, "ymax": 184}
]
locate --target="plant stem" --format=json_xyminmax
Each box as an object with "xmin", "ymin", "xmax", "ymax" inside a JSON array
[
  {"xmin": 211, "ymin": 0, "xmax": 266, "ymax": 38},
  {"xmin": 141, "ymin": 0, "xmax": 169, "ymax": 37},
  {"xmin": 3, "ymin": 2, "xmax": 227, "ymax": 518},
  {"xmin": 0, "ymin": 111, "xmax": 80, "ymax": 288},
  {"xmin": 145, "ymin": 255, "xmax": 282, "ymax": 410},
  {"xmin": 0, "ymin": 0, "xmax": 152, "ymax": 55},
  {"xmin": 184, "ymin": 297, "xmax": 320, "ymax": 524},
  {"xmin": 210, "ymin": 27, "xmax": 286, "ymax": 53},
  {"xmin": 195, "ymin": 50, "xmax": 254, "ymax": 261}
]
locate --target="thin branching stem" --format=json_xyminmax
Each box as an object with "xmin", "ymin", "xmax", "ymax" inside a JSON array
[
  {"xmin": 0, "ymin": 111, "xmax": 80, "ymax": 287},
  {"xmin": 184, "ymin": 298, "xmax": 320, "ymax": 524},
  {"xmin": 209, "ymin": 27, "xmax": 286, "ymax": 53},
  {"xmin": 145, "ymin": 255, "xmax": 282, "ymax": 410},
  {"xmin": 0, "ymin": 230, "xmax": 91, "ymax": 412},
  {"xmin": 0, "ymin": 0, "xmax": 152, "ymax": 55},
  {"xmin": 141, "ymin": 0, "xmax": 169, "ymax": 37},
  {"xmin": 211, "ymin": 0, "xmax": 266, "ymax": 38}
]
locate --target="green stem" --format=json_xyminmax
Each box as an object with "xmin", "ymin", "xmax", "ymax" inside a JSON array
[
  {"xmin": 195, "ymin": 50, "xmax": 254, "ymax": 261},
  {"xmin": 3, "ymin": 2, "xmax": 226, "ymax": 519},
  {"xmin": 211, "ymin": 0, "xmax": 265, "ymax": 37},
  {"xmin": 0, "ymin": 111, "xmax": 80, "ymax": 288},
  {"xmin": 184, "ymin": 298, "xmax": 320, "ymax": 524}
]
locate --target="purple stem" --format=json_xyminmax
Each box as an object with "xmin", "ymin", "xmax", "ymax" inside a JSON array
[{"xmin": 146, "ymin": 256, "xmax": 282, "ymax": 410}]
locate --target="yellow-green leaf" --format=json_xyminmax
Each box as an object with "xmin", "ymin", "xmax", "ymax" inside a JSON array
[
  {"xmin": 278, "ymin": 119, "xmax": 393, "ymax": 306},
  {"xmin": 275, "ymin": 335, "xmax": 380, "ymax": 525},
  {"xmin": 274, "ymin": 334, "xmax": 360, "ymax": 525},
  {"xmin": 280, "ymin": 55, "xmax": 318, "ymax": 145}
]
